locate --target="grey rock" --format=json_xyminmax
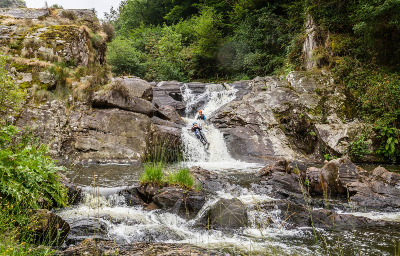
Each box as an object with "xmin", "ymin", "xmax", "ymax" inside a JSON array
[
  {"xmin": 202, "ymin": 198, "xmax": 248, "ymax": 229},
  {"xmin": 156, "ymin": 105, "xmax": 184, "ymax": 124},
  {"xmin": 111, "ymin": 77, "xmax": 153, "ymax": 101},
  {"xmin": 0, "ymin": 8, "xmax": 47, "ymax": 19},
  {"xmin": 92, "ymin": 90, "xmax": 155, "ymax": 117},
  {"xmin": 38, "ymin": 71, "xmax": 57, "ymax": 89}
]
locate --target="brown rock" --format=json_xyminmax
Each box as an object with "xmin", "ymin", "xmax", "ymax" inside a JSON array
[{"xmin": 30, "ymin": 209, "xmax": 70, "ymax": 246}]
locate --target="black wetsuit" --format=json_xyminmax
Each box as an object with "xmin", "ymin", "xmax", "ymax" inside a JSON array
[
  {"xmin": 191, "ymin": 126, "xmax": 209, "ymax": 145},
  {"xmin": 197, "ymin": 114, "xmax": 206, "ymax": 121}
]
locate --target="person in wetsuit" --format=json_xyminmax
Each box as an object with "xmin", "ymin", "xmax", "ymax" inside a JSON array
[
  {"xmin": 197, "ymin": 110, "xmax": 206, "ymax": 121},
  {"xmin": 191, "ymin": 122, "xmax": 210, "ymax": 147}
]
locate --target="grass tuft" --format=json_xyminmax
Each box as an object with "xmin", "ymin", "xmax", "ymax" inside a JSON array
[
  {"xmin": 139, "ymin": 162, "xmax": 164, "ymax": 186},
  {"xmin": 167, "ymin": 168, "xmax": 194, "ymax": 189}
]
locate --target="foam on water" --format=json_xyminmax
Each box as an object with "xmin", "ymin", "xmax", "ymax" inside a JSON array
[{"xmin": 59, "ymin": 192, "xmax": 312, "ymax": 255}]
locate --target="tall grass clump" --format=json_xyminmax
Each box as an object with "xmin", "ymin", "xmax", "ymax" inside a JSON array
[
  {"xmin": 167, "ymin": 168, "xmax": 194, "ymax": 189},
  {"xmin": 139, "ymin": 162, "xmax": 165, "ymax": 185},
  {"xmin": 142, "ymin": 135, "xmax": 182, "ymax": 163}
]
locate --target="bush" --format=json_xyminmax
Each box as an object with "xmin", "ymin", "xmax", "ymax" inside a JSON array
[
  {"xmin": 139, "ymin": 162, "xmax": 164, "ymax": 185},
  {"xmin": 348, "ymin": 134, "xmax": 372, "ymax": 161},
  {"xmin": 61, "ymin": 10, "xmax": 77, "ymax": 20},
  {"xmin": 0, "ymin": 125, "xmax": 68, "ymax": 210},
  {"xmin": 106, "ymin": 37, "xmax": 145, "ymax": 77},
  {"xmin": 167, "ymin": 168, "xmax": 194, "ymax": 189},
  {"xmin": 102, "ymin": 22, "xmax": 115, "ymax": 43}
]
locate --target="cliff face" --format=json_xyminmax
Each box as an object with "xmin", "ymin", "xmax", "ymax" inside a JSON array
[{"xmin": 0, "ymin": 8, "xmax": 106, "ymax": 89}]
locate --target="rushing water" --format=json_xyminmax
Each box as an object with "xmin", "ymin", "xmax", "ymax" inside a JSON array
[{"xmin": 59, "ymin": 83, "xmax": 400, "ymax": 255}]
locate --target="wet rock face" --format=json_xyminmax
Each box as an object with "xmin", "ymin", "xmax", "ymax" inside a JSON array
[
  {"xmin": 210, "ymin": 73, "xmax": 333, "ymax": 162},
  {"xmin": 58, "ymin": 239, "xmax": 223, "ymax": 256},
  {"xmin": 202, "ymin": 198, "xmax": 248, "ymax": 229},
  {"xmin": 30, "ymin": 209, "xmax": 70, "ymax": 246}
]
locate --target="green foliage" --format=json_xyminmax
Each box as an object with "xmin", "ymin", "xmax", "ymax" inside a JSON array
[
  {"xmin": 139, "ymin": 162, "xmax": 164, "ymax": 185},
  {"xmin": 376, "ymin": 125, "xmax": 399, "ymax": 162},
  {"xmin": 348, "ymin": 134, "xmax": 372, "ymax": 161},
  {"xmin": 324, "ymin": 154, "xmax": 336, "ymax": 161},
  {"xmin": 0, "ymin": 125, "xmax": 68, "ymax": 209},
  {"xmin": 0, "ymin": 56, "xmax": 26, "ymax": 125},
  {"xmin": 106, "ymin": 37, "xmax": 145, "ymax": 77},
  {"xmin": 167, "ymin": 168, "xmax": 194, "ymax": 189}
]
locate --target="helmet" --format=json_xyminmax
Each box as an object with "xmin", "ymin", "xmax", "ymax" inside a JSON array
[
  {"xmin": 192, "ymin": 122, "xmax": 197, "ymax": 125},
  {"xmin": 198, "ymin": 110, "xmax": 202, "ymax": 113}
]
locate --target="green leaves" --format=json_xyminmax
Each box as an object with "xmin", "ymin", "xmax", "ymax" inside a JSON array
[
  {"xmin": 376, "ymin": 125, "xmax": 399, "ymax": 162},
  {"xmin": 0, "ymin": 125, "xmax": 68, "ymax": 210}
]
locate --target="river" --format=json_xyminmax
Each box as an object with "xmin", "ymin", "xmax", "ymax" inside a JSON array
[{"xmin": 59, "ymin": 83, "xmax": 400, "ymax": 255}]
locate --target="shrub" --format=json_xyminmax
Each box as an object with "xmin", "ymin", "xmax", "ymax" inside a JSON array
[
  {"xmin": 348, "ymin": 134, "xmax": 372, "ymax": 161},
  {"xmin": 102, "ymin": 22, "xmax": 115, "ymax": 43},
  {"xmin": 61, "ymin": 10, "xmax": 77, "ymax": 20},
  {"xmin": 139, "ymin": 162, "xmax": 164, "ymax": 185},
  {"xmin": 167, "ymin": 168, "xmax": 194, "ymax": 189},
  {"xmin": 0, "ymin": 125, "xmax": 68, "ymax": 210},
  {"xmin": 106, "ymin": 37, "xmax": 145, "ymax": 77}
]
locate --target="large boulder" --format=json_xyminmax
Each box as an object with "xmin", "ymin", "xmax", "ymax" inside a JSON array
[
  {"xmin": 156, "ymin": 105, "xmax": 185, "ymax": 125},
  {"xmin": 29, "ymin": 209, "xmax": 70, "ymax": 246},
  {"xmin": 347, "ymin": 166, "xmax": 400, "ymax": 209},
  {"xmin": 322, "ymin": 158, "xmax": 360, "ymax": 194},
  {"xmin": 70, "ymin": 109, "xmax": 154, "ymax": 162},
  {"xmin": 151, "ymin": 187, "xmax": 206, "ymax": 219},
  {"xmin": 110, "ymin": 77, "xmax": 153, "ymax": 101},
  {"xmin": 92, "ymin": 90, "xmax": 154, "ymax": 117},
  {"xmin": 201, "ymin": 198, "xmax": 248, "ymax": 229}
]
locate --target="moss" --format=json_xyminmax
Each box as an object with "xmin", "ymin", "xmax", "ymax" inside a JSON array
[
  {"xmin": 11, "ymin": 62, "xmax": 31, "ymax": 72},
  {"xmin": 40, "ymin": 25, "xmax": 80, "ymax": 41},
  {"xmin": 19, "ymin": 81, "xmax": 31, "ymax": 89},
  {"xmin": 28, "ymin": 24, "xmax": 44, "ymax": 32}
]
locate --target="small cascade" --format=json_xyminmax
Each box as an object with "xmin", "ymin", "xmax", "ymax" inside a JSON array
[{"xmin": 181, "ymin": 83, "xmax": 253, "ymax": 169}]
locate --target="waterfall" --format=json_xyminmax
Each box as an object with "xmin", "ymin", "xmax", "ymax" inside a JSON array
[{"xmin": 180, "ymin": 83, "xmax": 252, "ymax": 169}]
